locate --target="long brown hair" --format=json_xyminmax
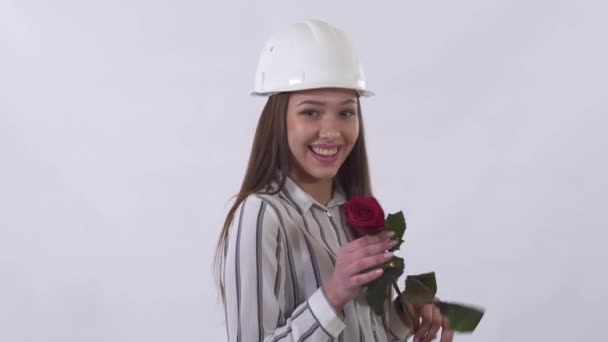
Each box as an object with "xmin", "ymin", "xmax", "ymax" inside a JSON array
[{"xmin": 214, "ymin": 91, "xmax": 373, "ymax": 301}]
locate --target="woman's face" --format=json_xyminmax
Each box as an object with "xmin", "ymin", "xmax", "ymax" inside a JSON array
[{"xmin": 286, "ymin": 88, "xmax": 360, "ymax": 183}]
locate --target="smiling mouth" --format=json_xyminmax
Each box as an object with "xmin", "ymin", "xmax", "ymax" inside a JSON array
[{"xmin": 309, "ymin": 145, "xmax": 340, "ymax": 157}]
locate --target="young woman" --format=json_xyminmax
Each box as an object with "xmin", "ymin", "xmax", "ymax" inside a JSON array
[{"xmin": 215, "ymin": 20, "xmax": 454, "ymax": 342}]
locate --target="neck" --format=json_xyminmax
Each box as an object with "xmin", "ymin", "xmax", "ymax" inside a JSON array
[{"xmin": 288, "ymin": 170, "xmax": 333, "ymax": 206}]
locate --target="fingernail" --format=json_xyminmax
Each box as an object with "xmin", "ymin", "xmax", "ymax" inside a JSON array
[
  {"xmin": 384, "ymin": 231, "xmax": 395, "ymax": 238},
  {"xmin": 385, "ymin": 252, "xmax": 393, "ymax": 259}
]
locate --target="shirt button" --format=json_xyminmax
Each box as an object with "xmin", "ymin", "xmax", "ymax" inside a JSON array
[{"xmin": 326, "ymin": 210, "xmax": 332, "ymax": 217}]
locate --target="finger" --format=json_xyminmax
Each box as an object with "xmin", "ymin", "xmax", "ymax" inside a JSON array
[
  {"xmin": 422, "ymin": 306, "xmax": 442, "ymax": 342},
  {"xmin": 349, "ymin": 268, "xmax": 384, "ymax": 288},
  {"xmin": 414, "ymin": 304, "xmax": 433, "ymax": 342},
  {"xmin": 350, "ymin": 237, "xmax": 397, "ymax": 259},
  {"xmin": 440, "ymin": 316, "xmax": 454, "ymax": 342},
  {"xmin": 343, "ymin": 231, "xmax": 394, "ymax": 253},
  {"xmin": 409, "ymin": 303, "xmax": 422, "ymax": 329},
  {"xmin": 407, "ymin": 303, "xmax": 421, "ymax": 333},
  {"xmin": 441, "ymin": 330, "xmax": 454, "ymax": 342},
  {"xmin": 344, "ymin": 251, "xmax": 393, "ymax": 275}
]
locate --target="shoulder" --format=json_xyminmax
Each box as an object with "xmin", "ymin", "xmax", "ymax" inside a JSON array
[
  {"xmin": 225, "ymin": 191, "xmax": 288, "ymax": 254},
  {"xmin": 230, "ymin": 186, "xmax": 285, "ymax": 230},
  {"xmin": 251, "ymin": 180, "xmax": 293, "ymax": 218}
]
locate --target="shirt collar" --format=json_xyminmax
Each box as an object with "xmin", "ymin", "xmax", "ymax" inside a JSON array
[{"xmin": 279, "ymin": 175, "xmax": 347, "ymax": 213}]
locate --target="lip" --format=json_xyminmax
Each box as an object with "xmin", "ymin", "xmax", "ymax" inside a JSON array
[
  {"xmin": 310, "ymin": 143, "xmax": 343, "ymax": 149},
  {"xmin": 308, "ymin": 145, "xmax": 342, "ymax": 164}
]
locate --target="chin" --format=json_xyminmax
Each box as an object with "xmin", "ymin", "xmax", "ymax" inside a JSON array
[{"xmin": 306, "ymin": 168, "xmax": 339, "ymax": 181}]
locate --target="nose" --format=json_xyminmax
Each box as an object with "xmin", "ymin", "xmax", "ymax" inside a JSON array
[
  {"xmin": 319, "ymin": 116, "xmax": 342, "ymax": 140},
  {"xmin": 319, "ymin": 128, "xmax": 341, "ymax": 139}
]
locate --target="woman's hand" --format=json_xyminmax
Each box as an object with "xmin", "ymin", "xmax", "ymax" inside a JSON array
[
  {"xmin": 323, "ymin": 231, "xmax": 397, "ymax": 312},
  {"xmin": 405, "ymin": 300, "xmax": 454, "ymax": 342}
]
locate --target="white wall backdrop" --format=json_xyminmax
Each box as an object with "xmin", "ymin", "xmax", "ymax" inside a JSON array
[{"xmin": 1, "ymin": 1, "xmax": 607, "ymax": 341}]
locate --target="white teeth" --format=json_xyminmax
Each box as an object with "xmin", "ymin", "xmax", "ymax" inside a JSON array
[{"xmin": 311, "ymin": 146, "xmax": 338, "ymax": 156}]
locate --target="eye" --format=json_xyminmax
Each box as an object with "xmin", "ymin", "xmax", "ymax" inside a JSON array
[
  {"xmin": 299, "ymin": 109, "xmax": 319, "ymax": 118},
  {"xmin": 340, "ymin": 110, "xmax": 356, "ymax": 117}
]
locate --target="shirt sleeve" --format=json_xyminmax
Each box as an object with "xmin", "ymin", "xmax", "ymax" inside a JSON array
[
  {"xmin": 223, "ymin": 195, "xmax": 347, "ymax": 341},
  {"xmin": 387, "ymin": 298, "xmax": 414, "ymax": 341}
]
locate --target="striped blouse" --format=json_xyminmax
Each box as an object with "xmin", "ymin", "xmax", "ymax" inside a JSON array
[{"xmin": 223, "ymin": 175, "xmax": 413, "ymax": 341}]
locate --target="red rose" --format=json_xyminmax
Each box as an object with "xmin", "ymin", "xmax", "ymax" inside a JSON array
[{"xmin": 344, "ymin": 197, "xmax": 385, "ymax": 237}]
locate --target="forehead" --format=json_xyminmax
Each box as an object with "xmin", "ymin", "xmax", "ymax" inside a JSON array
[{"xmin": 288, "ymin": 88, "xmax": 358, "ymax": 105}]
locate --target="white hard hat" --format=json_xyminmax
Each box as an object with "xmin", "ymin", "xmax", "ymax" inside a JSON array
[{"xmin": 251, "ymin": 20, "xmax": 374, "ymax": 97}]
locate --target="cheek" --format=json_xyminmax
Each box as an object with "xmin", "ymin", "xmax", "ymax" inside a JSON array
[
  {"xmin": 286, "ymin": 124, "xmax": 311, "ymax": 156},
  {"xmin": 286, "ymin": 115, "xmax": 299, "ymax": 150},
  {"xmin": 346, "ymin": 123, "xmax": 360, "ymax": 146},
  {"xmin": 341, "ymin": 124, "xmax": 359, "ymax": 157},
  {"xmin": 286, "ymin": 132, "xmax": 299, "ymax": 158},
  {"xmin": 288, "ymin": 120, "xmax": 314, "ymax": 144}
]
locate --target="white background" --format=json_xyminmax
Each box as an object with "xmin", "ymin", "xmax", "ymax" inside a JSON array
[{"xmin": 1, "ymin": 1, "xmax": 607, "ymax": 341}]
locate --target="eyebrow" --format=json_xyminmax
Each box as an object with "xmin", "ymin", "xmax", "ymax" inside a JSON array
[{"xmin": 297, "ymin": 98, "xmax": 357, "ymax": 107}]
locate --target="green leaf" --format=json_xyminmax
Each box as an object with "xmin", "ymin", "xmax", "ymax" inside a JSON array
[
  {"xmin": 402, "ymin": 273, "xmax": 436, "ymax": 304},
  {"xmin": 384, "ymin": 211, "xmax": 406, "ymax": 241},
  {"xmin": 409, "ymin": 272, "xmax": 437, "ymax": 295},
  {"xmin": 365, "ymin": 256, "xmax": 405, "ymax": 316},
  {"xmin": 435, "ymin": 301, "xmax": 485, "ymax": 332},
  {"xmin": 390, "ymin": 256, "xmax": 404, "ymax": 271}
]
